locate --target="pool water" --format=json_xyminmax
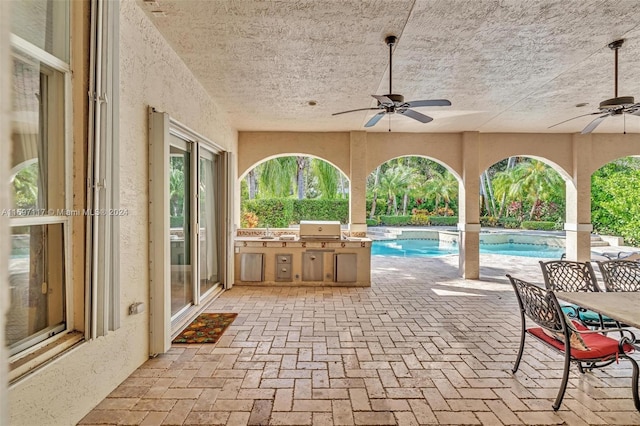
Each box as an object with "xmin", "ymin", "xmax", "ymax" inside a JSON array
[{"xmin": 372, "ymin": 239, "xmax": 564, "ymax": 258}]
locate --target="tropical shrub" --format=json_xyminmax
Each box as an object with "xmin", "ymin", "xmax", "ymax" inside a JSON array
[
  {"xmin": 592, "ymin": 160, "xmax": 640, "ymax": 246},
  {"xmin": 480, "ymin": 216, "xmax": 498, "ymax": 227},
  {"xmin": 409, "ymin": 213, "xmax": 430, "ymax": 226},
  {"xmin": 366, "ymin": 218, "xmax": 379, "ymax": 226},
  {"xmin": 241, "ymin": 211, "xmax": 259, "ymax": 228}
]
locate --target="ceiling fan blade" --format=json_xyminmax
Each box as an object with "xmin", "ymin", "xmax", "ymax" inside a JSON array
[
  {"xmin": 626, "ymin": 104, "xmax": 640, "ymax": 116},
  {"xmin": 581, "ymin": 114, "xmax": 609, "ymax": 134},
  {"xmin": 364, "ymin": 112, "xmax": 386, "ymax": 127},
  {"xmin": 399, "ymin": 108, "xmax": 433, "ymax": 124},
  {"xmin": 372, "ymin": 95, "xmax": 393, "ymax": 105},
  {"xmin": 548, "ymin": 111, "xmax": 602, "ymax": 129},
  {"xmin": 332, "ymin": 107, "xmax": 381, "ymax": 116},
  {"xmin": 406, "ymin": 99, "xmax": 451, "ymax": 108}
]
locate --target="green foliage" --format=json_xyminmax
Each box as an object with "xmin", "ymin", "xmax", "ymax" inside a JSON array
[
  {"xmin": 379, "ymin": 215, "xmax": 411, "ymax": 226},
  {"xmin": 480, "ymin": 216, "xmax": 498, "ymax": 227},
  {"xmin": 428, "ymin": 216, "xmax": 458, "ymax": 226},
  {"xmin": 409, "ymin": 214, "xmax": 430, "ymax": 225},
  {"xmin": 241, "ymin": 211, "xmax": 258, "ymax": 228},
  {"xmin": 242, "ymin": 199, "xmax": 294, "ymax": 228},
  {"xmin": 170, "ymin": 216, "xmax": 184, "ymax": 228},
  {"xmin": 499, "ymin": 217, "xmax": 521, "ymax": 229},
  {"xmin": 592, "ymin": 161, "xmax": 640, "ymax": 246},
  {"xmin": 521, "ymin": 221, "xmax": 556, "ymax": 231},
  {"xmin": 12, "ymin": 162, "xmax": 39, "ymax": 209},
  {"xmin": 292, "ymin": 199, "xmax": 349, "ymax": 223},
  {"xmin": 241, "ymin": 199, "xmax": 349, "ymax": 226},
  {"xmin": 366, "ymin": 218, "xmax": 379, "ymax": 226}
]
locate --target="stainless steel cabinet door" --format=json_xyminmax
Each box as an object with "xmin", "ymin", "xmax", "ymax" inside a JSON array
[
  {"xmin": 302, "ymin": 252, "xmax": 324, "ymax": 281},
  {"xmin": 240, "ymin": 253, "xmax": 264, "ymax": 282},
  {"xmin": 334, "ymin": 253, "xmax": 357, "ymax": 282}
]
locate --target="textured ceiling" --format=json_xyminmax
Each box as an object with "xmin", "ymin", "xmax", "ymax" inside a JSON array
[{"xmin": 137, "ymin": 0, "xmax": 640, "ymax": 133}]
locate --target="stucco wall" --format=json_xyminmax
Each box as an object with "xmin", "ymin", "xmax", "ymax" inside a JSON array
[
  {"xmin": 1, "ymin": 2, "xmax": 12, "ymax": 425},
  {"xmin": 8, "ymin": 1, "xmax": 237, "ymax": 425}
]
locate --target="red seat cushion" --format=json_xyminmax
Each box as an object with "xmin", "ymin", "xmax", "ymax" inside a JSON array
[{"xmin": 528, "ymin": 321, "xmax": 635, "ymax": 360}]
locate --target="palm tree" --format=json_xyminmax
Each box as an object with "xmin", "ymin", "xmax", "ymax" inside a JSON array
[
  {"xmin": 378, "ymin": 165, "xmax": 413, "ymax": 215},
  {"xmin": 257, "ymin": 157, "xmax": 297, "ymax": 198},
  {"xmin": 493, "ymin": 159, "xmax": 564, "ymax": 220},
  {"xmin": 311, "ymin": 159, "xmax": 339, "ymax": 199},
  {"xmin": 423, "ymin": 170, "xmax": 458, "ymax": 214}
]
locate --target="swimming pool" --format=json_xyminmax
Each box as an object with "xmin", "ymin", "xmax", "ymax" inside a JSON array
[{"xmin": 372, "ymin": 239, "xmax": 565, "ymax": 258}]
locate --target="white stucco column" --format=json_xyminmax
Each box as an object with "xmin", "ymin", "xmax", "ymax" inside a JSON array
[
  {"xmin": 458, "ymin": 132, "xmax": 480, "ymax": 279},
  {"xmin": 0, "ymin": 0, "xmax": 11, "ymax": 422},
  {"xmin": 349, "ymin": 131, "xmax": 368, "ymax": 236},
  {"xmin": 564, "ymin": 134, "xmax": 593, "ymax": 261}
]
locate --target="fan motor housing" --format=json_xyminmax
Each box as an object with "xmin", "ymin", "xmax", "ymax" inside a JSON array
[
  {"xmin": 599, "ymin": 96, "xmax": 635, "ymax": 110},
  {"xmin": 383, "ymin": 94, "xmax": 404, "ymax": 104}
]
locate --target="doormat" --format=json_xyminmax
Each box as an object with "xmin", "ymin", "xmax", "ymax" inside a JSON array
[{"xmin": 172, "ymin": 313, "xmax": 237, "ymax": 344}]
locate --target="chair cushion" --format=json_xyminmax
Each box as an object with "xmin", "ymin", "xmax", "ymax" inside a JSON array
[
  {"xmin": 541, "ymin": 315, "xmax": 590, "ymax": 351},
  {"xmin": 530, "ymin": 321, "xmax": 635, "ymax": 360}
]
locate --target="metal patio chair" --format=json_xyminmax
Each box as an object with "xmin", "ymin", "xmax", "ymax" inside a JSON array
[
  {"xmin": 507, "ymin": 274, "xmax": 639, "ymax": 411},
  {"xmin": 597, "ymin": 259, "xmax": 640, "ymax": 293},
  {"xmin": 539, "ymin": 260, "xmax": 616, "ymax": 329}
]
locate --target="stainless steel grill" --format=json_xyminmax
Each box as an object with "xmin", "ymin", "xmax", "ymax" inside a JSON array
[{"xmin": 299, "ymin": 220, "xmax": 342, "ymax": 240}]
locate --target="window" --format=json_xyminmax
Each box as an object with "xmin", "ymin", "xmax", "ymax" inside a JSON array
[
  {"xmin": 8, "ymin": 0, "xmax": 71, "ymax": 357},
  {"xmin": 6, "ymin": 0, "xmax": 119, "ymax": 376}
]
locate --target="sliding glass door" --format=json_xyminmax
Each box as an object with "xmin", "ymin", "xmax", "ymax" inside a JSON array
[
  {"xmin": 169, "ymin": 139, "xmax": 193, "ymax": 318},
  {"xmin": 149, "ymin": 109, "xmax": 227, "ymax": 353},
  {"xmin": 199, "ymin": 149, "xmax": 218, "ymax": 297}
]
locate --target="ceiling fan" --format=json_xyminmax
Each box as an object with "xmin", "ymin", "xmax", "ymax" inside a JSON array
[
  {"xmin": 550, "ymin": 39, "xmax": 640, "ymax": 134},
  {"xmin": 332, "ymin": 35, "xmax": 451, "ymax": 128}
]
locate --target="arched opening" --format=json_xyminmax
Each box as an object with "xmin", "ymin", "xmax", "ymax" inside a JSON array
[
  {"xmin": 478, "ymin": 155, "xmax": 568, "ymax": 260},
  {"xmin": 480, "ymin": 156, "xmax": 567, "ymax": 230},
  {"xmin": 591, "ymin": 156, "xmax": 640, "ymax": 249},
  {"xmin": 367, "ymin": 155, "xmax": 459, "ymax": 225},
  {"xmin": 239, "ymin": 154, "xmax": 350, "ymax": 228}
]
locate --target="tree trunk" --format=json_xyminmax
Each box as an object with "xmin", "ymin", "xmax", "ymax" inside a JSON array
[
  {"xmin": 369, "ymin": 166, "xmax": 380, "ymax": 219},
  {"xmin": 497, "ymin": 156, "xmax": 517, "ymax": 218},
  {"xmin": 485, "ymin": 170, "xmax": 497, "ymax": 217},
  {"xmin": 402, "ymin": 192, "xmax": 408, "ymax": 216},
  {"xmin": 296, "ymin": 156, "xmax": 305, "ymax": 200},
  {"xmin": 479, "ymin": 173, "xmax": 490, "ymax": 215},
  {"xmin": 247, "ymin": 170, "xmax": 257, "ymax": 199}
]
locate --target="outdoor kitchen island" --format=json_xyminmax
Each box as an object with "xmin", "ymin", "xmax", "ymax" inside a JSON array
[{"xmin": 234, "ymin": 221, "xmax": 372, "ymax": 287}]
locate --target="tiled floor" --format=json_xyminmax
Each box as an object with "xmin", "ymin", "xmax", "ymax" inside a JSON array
[{"xmin": 79, "ymin": 255, "xmax": 640, "ymax": 425}]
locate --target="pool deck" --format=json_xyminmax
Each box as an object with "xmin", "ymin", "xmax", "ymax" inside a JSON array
[{"xmin": 80, "ymin": 253, "xmax": 640, "ymax": 425}]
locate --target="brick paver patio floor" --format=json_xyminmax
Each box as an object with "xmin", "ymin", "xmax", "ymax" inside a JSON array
[{"xmin": 80, "ymin": 254, "xmax": 640, "ymax": 425}]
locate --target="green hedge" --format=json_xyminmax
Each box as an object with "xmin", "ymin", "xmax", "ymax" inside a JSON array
[
  {"xmin": 499, "ymin": 217, "xmax": 521, "ymax": 229},
  {"xmin": 428, "ymin": 216, "xmax": 458, "ymax": 226},
  {"xmin": 242, "ymin": 199, "xmax": 294, "ymax": 228},
  {"xmin": 379, "ymin": 215, "xmax": 411, "ymax": 226},
  {"xmin": 366, "ymin": 218, "xmax": 379, "ymax": 226},
  {"xmin": 241, "ymin": 198, "xmax": 348, "ymax": 227},
  {"xmin": 292, "ymin": 199, "xmax": 349, "ymax": 224},
  {"xmin": 521, "ymin": 220, "xmax": 556, "ymax": 231}
]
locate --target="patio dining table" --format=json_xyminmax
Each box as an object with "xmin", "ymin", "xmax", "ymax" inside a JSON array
[{"xmin": 554, "ymin": 291, "xmax": 640, "ymax": 330}]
